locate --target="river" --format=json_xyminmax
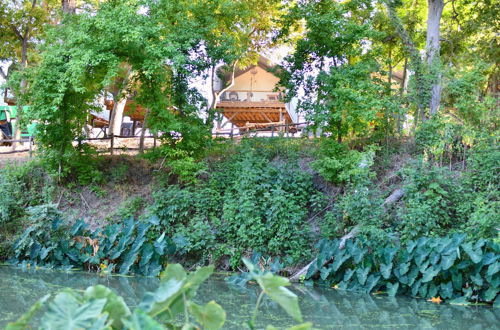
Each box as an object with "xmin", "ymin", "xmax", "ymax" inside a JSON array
[{"xmin": 0, "ymin": 266, "xmax": 498, "ymax": 329}]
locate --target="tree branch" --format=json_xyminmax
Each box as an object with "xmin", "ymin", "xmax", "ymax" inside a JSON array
[{"xmin": 0, "ymin": 67, "xmax": 7, "ymax": 80}]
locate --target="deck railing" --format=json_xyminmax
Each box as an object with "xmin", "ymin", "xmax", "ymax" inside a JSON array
[{"xmin": 219, "ymin": 90, "xmax": 283, "ymax": 103}]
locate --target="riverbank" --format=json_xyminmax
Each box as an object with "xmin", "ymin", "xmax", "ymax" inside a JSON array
[{"xmin": 1, "ymin": 137, "xmax": 498, "ymax": 305}]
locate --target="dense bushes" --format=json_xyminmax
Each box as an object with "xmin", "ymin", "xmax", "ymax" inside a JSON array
[
  {"xmin": 396, "ymin": 161, "xmax": 465, "ymax": 241},
  {"xmin": 149, "ymin": 139, "xmax": 320, "ymax": 267},
  {"xmin": 0, "ymin": 162, "xmax": 53, "ymax": 224},
  {"xmin": 307, "ymin": 235, "xmax": 499, "ymax": 305}
]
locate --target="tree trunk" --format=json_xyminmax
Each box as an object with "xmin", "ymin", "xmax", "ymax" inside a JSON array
[
  {"xmin": 109, "ymin": 96, "xmax": 127, "ymax": 136},
  {"xmin": 386, "ymin": 3, "xmax": 427, "ymax": 127},
  {"xmin": 426, "ymin": 0, "xmax": 444, "ymax": 116},
  {"xmin": 61, "ymin": 0, "xmax": 76, "ymax": 14},
  {"xmin": 108, "ymin": 66, "xmax": 132, "ymax": 136},
  {"xmin": 206, "ymin": 61, "xmax": 238, "ymax": 126},
  {"xmin": 397, "ymin": 57, "xmax": 409, "ymax": 135},
  {"xmin": 139, "ymin": 109, "xmax": 150, "ymax": 154}
]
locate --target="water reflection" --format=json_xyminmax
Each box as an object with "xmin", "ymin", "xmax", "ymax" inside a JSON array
[{"xmin": 0, "ymin": 266, "xmax": 498, "ymax": 329}]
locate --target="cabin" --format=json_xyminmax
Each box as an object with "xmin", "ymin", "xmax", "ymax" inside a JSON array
[{"xmin": 215, "ymin": 56, "xmax": 298, "ymax": 133}]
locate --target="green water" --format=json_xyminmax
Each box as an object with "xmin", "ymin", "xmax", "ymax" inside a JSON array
[{"xmin": 0, "ymin": 266, "xmax": 498, "ymax": 329}]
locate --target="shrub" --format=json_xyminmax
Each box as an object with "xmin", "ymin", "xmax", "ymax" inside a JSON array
[
  {"xmin": 396, "ymin": 161, "xmax": 464, "ymax": 241},
  {"xmin": 459, "ymin": 140, "xmax": 500, "ymax": 238},
  {"xmin": 307, "ymin": 234, "xmax": 499, "ymax": 305},
  {"xmin": 0, "ymin": 162, "xmax": 54, "ymax": 224},
  {"xmin": 149, "ymin": 146, "xmax": 320, "ymax": 268},
  {"xmin": 311, "ymin": 139, "xmax": 376, "ymax": 185}
]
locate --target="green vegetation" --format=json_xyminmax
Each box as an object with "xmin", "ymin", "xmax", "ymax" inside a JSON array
[
  {"xmin": 7, "ymin": 262, "xmax": 311, "ymax": 330},
  {"xmin": 0, "ymin": 0, "xmax": 499, "ymax": 321},
  {"xmin": 307, "ymin": 235, "xmax": 499, "ymax": 306}
]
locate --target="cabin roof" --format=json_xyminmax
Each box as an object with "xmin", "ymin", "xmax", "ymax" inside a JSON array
[{"xmin": 220, "ymin": 55, "xmax": 280, "ymax": 83}]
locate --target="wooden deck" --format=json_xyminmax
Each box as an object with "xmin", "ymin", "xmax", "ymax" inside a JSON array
[{"xmin": 217, "ymin": 101, "xmax": 291, "ymax": 128}]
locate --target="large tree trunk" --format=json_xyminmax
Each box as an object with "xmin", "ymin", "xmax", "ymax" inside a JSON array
[
  {"xmin": 109, "ymin": 96, "xmax": 127, "ymax": 136},
  {"xmin": 61, "ymin": 0, "xmax": 76, "ymax": 14},
  {"xmin": 426, "ymin": 0, "xmax": 445, "ymax": 116},
  {"xmin": 108, "ymin": 66, "xmax": 132, "ymax": 136}
]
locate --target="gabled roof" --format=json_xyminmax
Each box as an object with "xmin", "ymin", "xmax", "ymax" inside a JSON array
[{"xmin": 220, "ymin": 55, "xmax": 280, "ymax": 83}]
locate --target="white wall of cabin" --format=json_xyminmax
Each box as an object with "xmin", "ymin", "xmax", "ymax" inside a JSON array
[{"xmin": 229, "ymin": 66, "xmax": 281, "ymax": 92}]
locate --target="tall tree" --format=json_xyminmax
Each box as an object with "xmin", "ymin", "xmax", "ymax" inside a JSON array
[
  {"xmin": 426, "ymin": 0, "xmax": 445, "ymax": 116},
  {"xmin": 0, "ymin": 0, "xmax": 55, "ymax": 149}
]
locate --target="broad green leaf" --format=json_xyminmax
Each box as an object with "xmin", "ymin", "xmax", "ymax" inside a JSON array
[
  {"xmin": 452, "ymin": 271, "xmax": 463, "ymax": 290},
  {"xmin": 139, "ymin": 278, "xmax": 184, "ymax": 317},
  {"xmin": 439, "ymin": 282, "xmax": 453, "ymax": 299},
  {"xmin": 185, "ymin": 266, "xmax": 215, "ymax": 289},
  {"xmin": 484, "ymin": 287, "xmax": 499, "ymax": 302},
  {"xmin": 439, "ymin": 252, "xmax": 457, "ymax": 271},
  {"xmin": 461, "ymin": 242, "xmax": 483, "ymax": 264},
  {"xmin": 427, "ymin": 283, "xmax": 438, "ymax": 299},
  {"xmin": 188, "ymin": 301, "xmax": 226, "ymax": 330},
  {"xmin": 255, "ymin": 272, "xmax": 302, "ymax": 322},
  {"xmin": 40, "ymin": 290, "xmax": 108, "ymax": 330},
  {"xmin": 494, "ymin": 295, "xmax": 500, "ymax": 308},
  {"xmin": 356, "ymin": 266, "xmax": 370, "ymax": 285},
  {"xmin": 6, "ymin": 295, "xmax": 50, "ymax": 330},
  {"xmin": 487, "ymin": 261, "xmax": 499, "ymax": 276},
  {"xmin": 386, "ymin": 282, "xmax": 399, "ymax": 297},
  {"xmin": 421, "ymin": 266, "xmax": 440, "ymax": 283},
  {"xmin": 343, "ymin": 268, "xmax": 355, "ymax": 282},
  {"xmin": 122, "ymin": 309, "xmax": 165, "ymax": 330},
  {"xmin": 470, "ymin": 273, "xmax": 484, "ymax": 286},
  {"xmin": 84, "ymin": 285, "xmax": 131, "ymax": 328},
  {"xmin": 159, "ymin": 264, "xmax": 187, "ymax": 283},
  {"xmin": 380, "ymin": 263, "xmax": 392, "ymax": 279},
  {"xmin": 365, "ymin": 275, "xmax": 380, "ymax": 293},
  {"xmin": 398, "ymin": 262, "xmax": 410, "ymax": 275}
]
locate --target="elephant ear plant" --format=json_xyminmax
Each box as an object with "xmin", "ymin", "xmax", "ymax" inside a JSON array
[{"xmin": 6, "ymin": 261, "xmax": 312, "ymax": 330}]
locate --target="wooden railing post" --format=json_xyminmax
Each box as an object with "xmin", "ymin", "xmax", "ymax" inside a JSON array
[
  {"xmin": 110, "ymin": 134, "xmax": 114, "ymax": 155},
  {"xmin": 271, "ymin": 125, "xmax": 275, "ymax": 137}
]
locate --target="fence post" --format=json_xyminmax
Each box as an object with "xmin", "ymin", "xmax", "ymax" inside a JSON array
[
  {"xmin": 230, "ymin": 125, "xmax": 234, "ymax": 139},
  {"xmin": 271, "ymin": 125, "xmax": 275, "ymax": 137},
  {"xmin": 29, "ymin": 137, "xmax": 33, "ymax": 158},
  {"xmin": 153, "ymin": 134, "xmax": 157, "ymax": 149},
  {"xmin": 110, "ymin": 134, "xmax": 114, "ymax": 155}
]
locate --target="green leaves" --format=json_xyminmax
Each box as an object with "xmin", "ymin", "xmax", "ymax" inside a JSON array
[
  {"xmin": 84, "ymin": 285, "xmax": 131, "ymax": 328},
  {"xmin": 12, "ymin": 260, "xmax": 309, "ymax": 329},
  {"xmin": 40, "ymin": 291, "xmax": 109, "ymax": 330},
  {"xmin": 188, "ymin": 301, "xmax": 226, "ymax": 330},
  {"xmin": 311, "ymin": 235, "xmax": 499, "ymax": 303},
  {"xmin": 461, "ymin": 242, "xmax": 483, "ymax": 264},
  {"xmin": 6, "ymin": 295, "xmax": 50, "ymax": 330}
]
